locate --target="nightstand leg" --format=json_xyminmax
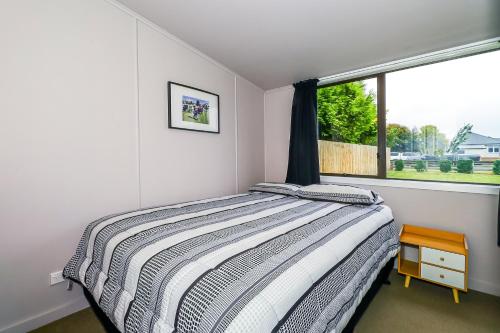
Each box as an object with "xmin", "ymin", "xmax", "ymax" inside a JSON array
[
  {"xmin": 452, "ymin": 288, "xmax": 459, "ymax": 304},
  {"xmin": 404, "ymin": 275, "xmax": 411, "ymax": 288}
]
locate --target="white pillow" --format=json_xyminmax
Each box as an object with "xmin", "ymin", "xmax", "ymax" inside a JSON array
[
  {"xmin": 297, "ymin": 184, "xmax": 382, "ymax": 205},
  {"xmin": 249, "ymin": 183, "xmax": 301, "ymax": 196}
]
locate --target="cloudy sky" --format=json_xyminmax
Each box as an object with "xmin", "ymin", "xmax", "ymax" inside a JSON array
[{"xmin": 364, "ymin": 50, "xmax": 500, "ymax": 141}]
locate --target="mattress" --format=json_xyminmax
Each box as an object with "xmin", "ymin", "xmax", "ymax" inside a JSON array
[{"xmin": 64, "ymin": 191, "xmax": 399, "ymax": 333}]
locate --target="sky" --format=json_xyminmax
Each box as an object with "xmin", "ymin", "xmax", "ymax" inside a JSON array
[
  {"xmin": 363, "ymin": 50, "xmax": 500, "ymax": 141},
  {"xmin": 182, "ymin": 95, "xmax": 209, "ymax": 106}
]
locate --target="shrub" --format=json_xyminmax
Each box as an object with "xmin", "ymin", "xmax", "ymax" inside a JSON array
[
  {"xmin": 414, "ymin": 160, "xmax": 427, "ymax": 172},
  {"xmin": 395, "ymin": 159, "xmax": 404, "ymax": 171},
  {"xmin": 439, "ymin": 160, "xmax": 452, "ymax": 173},
  {"xmin": 493, "ymin": 160, "xmax": 500, "ymax": 175},
  {"xmin": 456, "ymin": 159, "xmax": 474, "ymax": 174}
]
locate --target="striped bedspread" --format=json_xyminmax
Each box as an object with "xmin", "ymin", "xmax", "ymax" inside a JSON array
[{"xmin": 64, "ymin": 192, "xmax": 399, "ymax": 333}]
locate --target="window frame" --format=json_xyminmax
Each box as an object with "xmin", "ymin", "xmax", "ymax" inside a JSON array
[
  {"xmin": 317, "ymin": 74, "xmax": 387, "ymax": 179},
  {"xmin": 317, "ymin": 48, "xmax": 500, "ymax": 186}
]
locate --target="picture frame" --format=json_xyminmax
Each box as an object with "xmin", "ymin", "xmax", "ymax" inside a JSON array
[{"xmin": 167, "ymin": 81, "xmax": 220, "ymax": 134}]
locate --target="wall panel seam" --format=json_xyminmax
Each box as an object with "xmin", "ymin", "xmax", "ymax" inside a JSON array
[
  {"xmin": 104, "ymin": 0, "xmax": 262, "ymax": 90},
  {"xmin": 234, "ymin": 76, "xmax": 239, "ymax": 193},
  {"xmin": 264, "ymin": 93, "xmax": 267, "ymax": 181},
  {"xmin": 135, "ymin": 18, "xmax": 142, "ymax": 208}
]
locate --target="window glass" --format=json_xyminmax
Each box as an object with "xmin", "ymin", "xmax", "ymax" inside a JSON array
[
  {"xmin": 386, "ymin": 51, "xmax": 500, "ymax": 184},
  {"xmin": 317, "ymin": 78, "xmax": 378, "ymax": 176},
  {"xmin": 318, "ymin": 50, "xmax": 500, "ymax": 184}
]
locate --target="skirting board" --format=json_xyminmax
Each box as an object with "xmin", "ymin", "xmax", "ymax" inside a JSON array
[
  {"xmin": 391, "ymin": 263, "xmax": 500, "ymax": 297},
  {"xmin": 468, "ymin": 278, "xmax": 500, "ymax": 297},
  {"xmin": 0, "ymin": 296, "xmax": 89, "ymax": 333}
]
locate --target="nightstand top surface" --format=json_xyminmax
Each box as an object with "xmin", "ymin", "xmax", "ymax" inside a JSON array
[{"xmin": 400, "ymin": 224, "xmax": 467, "ymax": 255}]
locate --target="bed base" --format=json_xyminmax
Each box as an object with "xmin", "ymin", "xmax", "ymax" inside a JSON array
[
  {"xmin": 83, "ymin": 257, "xmax": 395, "ymax": 333},
  {"xmin": 342, "ymin": 256, "xmax": 395, "ymax": 333},
  {"xmin": 83, "ymin": 288, "xmax": 120, "ymax": 333}
]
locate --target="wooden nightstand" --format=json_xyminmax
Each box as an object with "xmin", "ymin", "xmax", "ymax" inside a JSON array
[{"xmin": 398, "ymin": 224, "xmax": 468, "ymax": 303}]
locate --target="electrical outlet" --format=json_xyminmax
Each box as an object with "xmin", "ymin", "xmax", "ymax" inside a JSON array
[{"xmin": 50, "ymin": 271, "xmax": 64, "ymax": 286}]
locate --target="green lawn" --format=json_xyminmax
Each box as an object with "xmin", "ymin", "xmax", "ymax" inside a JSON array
[
  {"xmin": 182, "ymin": 111, "xmax": 209, "ymax": 124},
  {"xmin": 388, "ymin": 169, "xmax": 500, "ymax": 184}
]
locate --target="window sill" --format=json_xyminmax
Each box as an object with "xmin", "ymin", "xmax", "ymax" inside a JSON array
[{"xmin": 320, "ymin": 175, "xmax": 499, "ymax": 195}]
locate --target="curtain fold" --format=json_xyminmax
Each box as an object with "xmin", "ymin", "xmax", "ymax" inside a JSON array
[
  {"xmin": 498, "ymin": 189, "xmax": 500, "ymax": 246},
  {"xmin": 285, "ymin": 79, "xmax": 320, "ymax": 186}
]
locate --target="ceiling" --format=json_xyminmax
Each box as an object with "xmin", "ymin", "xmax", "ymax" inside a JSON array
[{"xmin": 117, "ymin": 0, "xmax": 500, "ymax": 90}]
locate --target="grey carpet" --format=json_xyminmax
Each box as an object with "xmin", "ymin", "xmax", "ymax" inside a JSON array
[{"xmin": 31, "ymin": 271, "xmax": 500, "ymax": 333}]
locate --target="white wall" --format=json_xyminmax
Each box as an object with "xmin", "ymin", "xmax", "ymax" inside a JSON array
[
  {"xmin": 137, "ymin": 22, "xmax": 238, "ymax": 206},
  {"xmin": 0, "ymin": 1, "xmax": 264, "ymax": 332},
  {"xmin": 237, "ymin": 77, "xmax": 266, "ymax": 192},
  {"xmin": 264, "ymin": 86, "xmax": 294, "ymax": 182},
  {"xmin": 264, "ymin": 85, "xmax": 500, "ymax": 296}
]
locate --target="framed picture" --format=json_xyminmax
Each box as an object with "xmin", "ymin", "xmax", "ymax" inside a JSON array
[{"xmin": 168, "ymin": 81, "xmax": 220, "ymax": 133}]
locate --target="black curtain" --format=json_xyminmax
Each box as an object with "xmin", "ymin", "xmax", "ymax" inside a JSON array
[
  {"xmin": 285, "ymin": 79, "xmax": 320, "ymax": 186},
  {"xmin": 498, "ymin": 189, "xmax": 500, "ymax": 246}
]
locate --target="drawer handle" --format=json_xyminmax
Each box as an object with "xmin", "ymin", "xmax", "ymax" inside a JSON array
[
  {"xmin": 440, "ymin": 257, "xmax": 445, "ymax": 261},
  {"xmin": 440, "ymin": 274, "xmax": 445, "ymax": 279}
]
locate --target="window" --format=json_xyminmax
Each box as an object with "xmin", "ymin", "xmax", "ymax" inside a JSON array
[
  {"xmin": 318, "ymin": 49, "xmax": 500, "ymax": 185},
  {"xmin": 317, "ymin": 78, "xmax": 379, "ymax": 176}
]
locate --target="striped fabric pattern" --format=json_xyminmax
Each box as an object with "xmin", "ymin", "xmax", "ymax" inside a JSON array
[
  {"xmin": 248, "ymin": 183, "xmax": 302, "ymax": 196},
  {"xmin": 297, "ymin": 184, "xmax": 380, "ymax": 205},
  {"xmin": 64, "ymin": 191, "xmax": 399, "ymax": 333}
]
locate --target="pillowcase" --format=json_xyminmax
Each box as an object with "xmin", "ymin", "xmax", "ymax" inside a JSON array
[
  {"xmin": 249, "ymin": 182, "xmax": 301, "ymax": 196},
  {"xmin": 297, "ymin": 184, "xmax": 382, "ymax": 205}
]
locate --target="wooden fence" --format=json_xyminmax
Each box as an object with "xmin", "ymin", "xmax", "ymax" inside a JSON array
[{"xmin": 319, "ymin": 140, "xmax": 391, "ymax": 175}]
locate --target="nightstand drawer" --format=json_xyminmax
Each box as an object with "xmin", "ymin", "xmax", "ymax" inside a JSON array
[
  {"xmin": 421, "ymin": 247, "xmax": 465, "ymax": 271},
  {"xmin": 421, "ymin": 263, "xmax": 464, "ymax": 289}
]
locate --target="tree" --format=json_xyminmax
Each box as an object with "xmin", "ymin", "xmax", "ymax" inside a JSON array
[
  {"xmin": 447, "ymin": 123, "xmax": 473, "ymax": 153},
  {"xmin": 419, "ymin": 125, "xmax": 448, "ymax": 155},
  {"xmin": 317, "ymin": 82, "xmax": 377, "ymax": 145},
  {"xmin": 410, "ymin": 126, "xmax": 420, "ymax": 153},
  {"xmin": 386, "ymin": 123, "xmax": 412, "ymax": 152}
]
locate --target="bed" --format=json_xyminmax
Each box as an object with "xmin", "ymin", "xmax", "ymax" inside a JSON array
[{"xmin": 64, "ymin": 183, "xmax": 399, "ymax": 333}]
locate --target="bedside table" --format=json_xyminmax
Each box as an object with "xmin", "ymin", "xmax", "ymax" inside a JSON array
[{"xmin": 398, "ymin": 224, "xmax": 468, "ymax": 303}]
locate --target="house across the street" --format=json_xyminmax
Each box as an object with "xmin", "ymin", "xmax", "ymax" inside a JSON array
[{"xmin": 458, "ymin": 132, "xmax": 500, "ymax": 160}]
